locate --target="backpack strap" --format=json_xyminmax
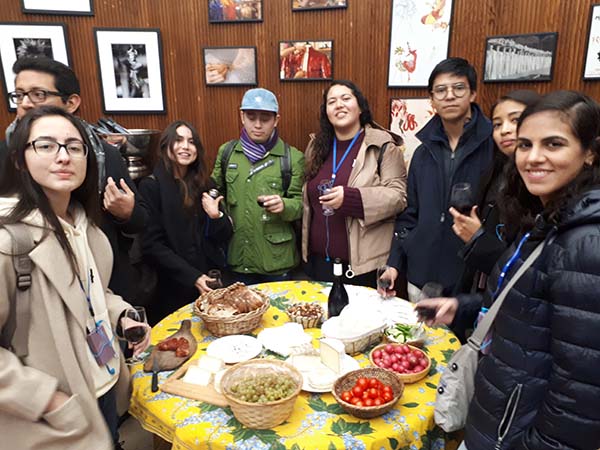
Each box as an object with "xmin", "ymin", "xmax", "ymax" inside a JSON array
[
  {"xmin": 220, "ymin": 139, "xmax": 238, "ymax": 186},
  {"xmin": 0, "ymin": 224, "xmax": 35, "ymax": 359},
  {"xmin": 280, "ymin": 143, "xmax": 292, "ymax": 196}
]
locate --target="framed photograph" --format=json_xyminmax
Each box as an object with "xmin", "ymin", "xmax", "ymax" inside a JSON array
[
  {"xmin": 0, "ymin": 22, "xmax": 70, "ymax": 111},
  {"xmin": 483, "ymin": 32, "xmax": 558, "ymax": 83},
  {"xmin": 21, "ymin": 0, "xmax": 94, "ymax": 16},
  {"xmin": 94, "ymin": 28, "xmax": 166, "ymax": 114},
  {"xmin": 203, "ymin": 47, "xmax": 257, "ymax": 86},
  {"xmin": 208, "ymin": 0, "xmax": 262, "ymax": 23},
  {"xmin": 292, "ymin": 0, "xmax": 347, "ymax": 11},
  {"xmin": 390, "ymin": 98, "xmax": 434, "ymax": 168},
  {"xmin": 583, "ymin": 5, "xmax": 600, "ymax": 80},
  {"xmin": 279, "ymin": 40, "xmax": 333, "ymax": 81},
  {"xmin": 388, "ymin": 0, "xmax": 454, "ymax": 87}
]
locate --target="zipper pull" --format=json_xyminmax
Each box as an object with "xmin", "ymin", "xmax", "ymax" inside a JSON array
[
  {"xmin": 440, "ymin": 212, "xmax": 445, "ymax": 223},
  {"xmin": 90, "ymin": 268, "xmax": 94, "ymax": 283}
]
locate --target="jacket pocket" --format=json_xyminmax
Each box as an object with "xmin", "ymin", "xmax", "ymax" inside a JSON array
[
  {"xmin": 42, "ymin": 393, "xmax": 89, "ymax": 433},
  {"xmin": 262, "ymin": 226, "xmax": 295, "ymax": 272},
  {"xmin": 225, "ymin": 171, "xmax": 240, "ymax": 207},
  {"xmin": 495, "ymin": 383, "xmax": 523, "ymax": 450}
]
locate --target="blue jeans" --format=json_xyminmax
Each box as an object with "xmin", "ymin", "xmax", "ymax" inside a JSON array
[{"xmin": 97, "ymin": 384, "xmax": 119, "ymax": 445}]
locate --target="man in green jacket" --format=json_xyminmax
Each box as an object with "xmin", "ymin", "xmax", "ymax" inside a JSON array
[{"xmin": 212, "ymin": 88, "xmax": 305, "ymax": 284}]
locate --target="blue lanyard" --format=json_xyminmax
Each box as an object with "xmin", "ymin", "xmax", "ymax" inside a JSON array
[
  {"xmin": 493, "ymin": 231, "xmax": 531, "ymax": 297},
  {"xmin": 331, "ymin": 129, "xmax": 362, "ymax": 181}
]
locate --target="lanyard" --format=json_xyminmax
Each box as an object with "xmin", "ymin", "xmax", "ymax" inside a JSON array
[
  {"xmin": 331, "ymin": 129, "xmax": 362, "ymax": 181},
  {"xmin": 493, "ymin": 231, "xmax": 531, "ymax": 297},
  {"xmin": 77, "ymin": 269, "xmax": 96, "ymax": 331}
]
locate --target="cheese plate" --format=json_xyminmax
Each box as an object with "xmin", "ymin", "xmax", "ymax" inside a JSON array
[
  {"xmin": 206, "ymin": 335, "xmax": 262, "ymax": 364},
  {"xmin": 286, "ymin": 354, "xmax": 359, "ymax": 393}
]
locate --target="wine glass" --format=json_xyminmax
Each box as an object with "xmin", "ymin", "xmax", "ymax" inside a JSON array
[
  {"xmin": 450, "ymin": 182, "xmax": 474, "ymax": 215},
  {"xmin": 376, "ymin": 265, "xmax": 392, "ymax": 298},
  {"xmin": 206, "ymin": 269, "xmax": 223, "ymax": 289},
  {"xmin": 120, "ymin": 306, "xmax": 150, "ymax": 365},
  {"xmin": 317, "ymin": 179, "xmax": 335, "ymax": 216},
  {"xmin": 415, "ymin": 282, "xmax": 444, "ymax": 327},
  {"xmin": 257, "ymin": 185, "xmax": 274, "ymax": 222}
]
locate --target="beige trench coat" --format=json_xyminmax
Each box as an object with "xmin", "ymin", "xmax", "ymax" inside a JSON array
[
  {"xmin": 0, "ymin": 212, "xmax": 131, "ymax": 450},
  {"xmin": 302, "ymin": 125, "xmax": 408, "ymax": 275}
]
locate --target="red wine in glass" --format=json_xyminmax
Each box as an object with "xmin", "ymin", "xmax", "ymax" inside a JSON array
[
  {"xmin": 450, "ymin": 182, "xmax": 474, "ymax": 215},
  {"xmin": 257, "ymin": 198, "xmax": 265, "ymax": 207},
  {"xmin": 124, "ymin": 325, "xmax": 147, "ymax": 344}
]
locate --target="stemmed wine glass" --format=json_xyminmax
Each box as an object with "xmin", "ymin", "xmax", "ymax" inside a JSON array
[
  {"xmin": 450, "ymin": 182, "xmax": 474, "ymax": 215},
  {"xmin": 317, "ymin": 179, "xmax": 335, "ymax": 216},
  {"xmin": 120, "ymin": 306, "xmax": 150, "ymax": 365},
  {"xmin": 257, "ymin": 185, "xmax": 274, "ymax": 222},
  {"xmin": 206, "ymin": 269, "xmax": 223, "ymax": 289}
]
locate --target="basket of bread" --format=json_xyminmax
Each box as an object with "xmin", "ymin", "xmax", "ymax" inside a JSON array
[{"xmin": 194, "ymin": 283, "xmax": 270, "ymax": 336}]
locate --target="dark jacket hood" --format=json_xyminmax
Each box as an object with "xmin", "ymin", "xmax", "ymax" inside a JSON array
[{"xmin": 556, "ymin": 188, "xmax": 600, "ymax": 231}]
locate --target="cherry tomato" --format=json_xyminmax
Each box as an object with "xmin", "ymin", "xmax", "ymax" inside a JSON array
[
  {"xmin": 374, "ymin": 398, "xmax": 383, "ymax": 406},
  {"xmin": 352, "ymin": 386, "xmax": 363, "ymax": 397},
  {"xmin": 350, "ymin": 397, "xmax": 361, "ymax": 406},
  {"xmin": 356, "ymin": 377, "xmax": 369, "ymax": 389},
  {"xmin": 382, "ymin": 392, "xmax": 394, "ymax": 403},
  {"xmin": 382, "ymin": 385, "xmax": 393, "ymax": 395},
  {"xmin": 355, "ymin": 400, "xmax": 364, "ymax": 407},
  {"xmin": 341, "ymin": 391, "xmax": 352, "ymax": 403},
  {"xmin": 364, "ymin": 398, "xmax": 374, "ymax": 407},
  {"xmin": 368, "ymin": 378, "xmax": 380, "ymax": 388},
  {"xmin": 367, "ymin": 388, "xmax": 378, "ymax": 399}
]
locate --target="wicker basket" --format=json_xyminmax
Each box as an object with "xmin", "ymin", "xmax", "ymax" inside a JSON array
[
  {"xmin": 369, "ymin": 343, "xmax": 431, "ymax": 384},
  {"xmin": 323, "ymin": 325, "xmax": 385, "ymax": 356},
  {"xmin": 194, "ymin": 287, "xmax": 270, "ymax": 336},
  {"xmin": 286, "ymin": 302, "xmax": 324, "ymax": 329},
  {"xmin": 332, "ymin": 368, "xmax": 404, "ymax": 419},
  {"xmin": 220, "ymin": 359, "xmax": 303, "ymax": 429}
]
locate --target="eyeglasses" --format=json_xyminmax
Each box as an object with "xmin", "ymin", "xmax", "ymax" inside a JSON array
[
  {"xmin": 431, "ymin": 83, "xmax": 469, "ymax": 100},
  {"xmin": 26, "ymin": 139, "xmax": 88, "ymax": 158},
  {"xmin": 8, "ymin": 89, "xmax": 64, "ymax": 104}
]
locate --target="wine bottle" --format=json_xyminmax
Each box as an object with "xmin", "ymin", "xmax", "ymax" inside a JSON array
[{"xmin": 328, "ymin": 258, "xmax": 349, "ymax": 318}]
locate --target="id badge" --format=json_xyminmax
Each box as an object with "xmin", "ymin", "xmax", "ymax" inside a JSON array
[{"xmin": 86, "ymin": 323, "xmax": 117, "ymax": 366}]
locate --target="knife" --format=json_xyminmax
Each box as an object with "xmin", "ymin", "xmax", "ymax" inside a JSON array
[{"xmin": 151, "ymin": 356, "xmax": 160, "ymax": 393}]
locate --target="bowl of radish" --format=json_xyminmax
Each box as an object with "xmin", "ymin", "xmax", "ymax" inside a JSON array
[{"xmin": 369, "ymin": 343, "xmax": 430, "ymax": 384}]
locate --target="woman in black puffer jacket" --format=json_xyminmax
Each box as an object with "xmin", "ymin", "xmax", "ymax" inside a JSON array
[{"xmin": 418, "ymin": 91, "xmax": 600, "ymax": 450}]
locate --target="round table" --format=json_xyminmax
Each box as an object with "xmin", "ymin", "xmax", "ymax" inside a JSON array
[{"xmin": 129, "ymin": 281, "xmax": 462, "ymax": 450}]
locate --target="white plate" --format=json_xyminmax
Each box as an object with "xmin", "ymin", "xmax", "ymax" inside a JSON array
[
  {"xmin": 206, "ymin": 335, "xmax": 262, "ymax": 364},
  {"xmin": 286, "ymin": 354, "xmax": 360, "ymax": 393},
  {"xmin": 257, "ymin": 323, "xmax": 313, "ymax": 357}
]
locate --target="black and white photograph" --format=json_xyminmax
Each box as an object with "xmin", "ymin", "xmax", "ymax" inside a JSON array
[
  {"xmin": 21, "ymin": 0, "xmax": 94, "ymax": 15},
  {"xmin": 203, "ymin": 47, "xmax": 257, "ymax": 86},
  {"xmin": 0, "ymin": 22, "xmax": 70, "ymax": 111},
  {"xmin": 94, "ymin": 28, "xmax": 165, "ymax": 113},
  {"xmin": 483, "ymin": 32, "xmax": 558, "ymax": 82},
  {"xmin": 208, "ymin": 0, "xmax": 262, "ymax": 23},
  {"xmin": 292, "ymin": 0, "xmax": 347, "ymax": 11}
]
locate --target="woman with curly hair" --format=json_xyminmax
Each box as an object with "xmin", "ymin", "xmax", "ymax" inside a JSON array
[{"xmin": 302, "ymin": 80, "xmax": 407, "ymax": 286}]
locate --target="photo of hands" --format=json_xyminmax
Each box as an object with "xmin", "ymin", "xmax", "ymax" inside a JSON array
[{"xmin": 203, "ymin": 46, "xmax": 257, "ymax": 86}]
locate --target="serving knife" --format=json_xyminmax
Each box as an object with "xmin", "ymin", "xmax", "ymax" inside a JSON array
[{"xmin": 151, "ymin": 356, "xmax": 160, "ymax": 393}]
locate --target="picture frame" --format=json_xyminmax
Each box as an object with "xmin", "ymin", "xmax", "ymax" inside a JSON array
[
  {"xmin": 203, "ymin": 46, "xmax": 257, "ymax": 86},
  {"xmin": 387, "ymin": 0, "xmax": 454, "ymax": 88},
  {"xmin": 583, "ymin": 4, "xmax": 600, "ymax": 80},
  {"xmin": 390, "ymin": 97, "xmax": 434, "ymax": 168},
  {"xmin": 483, "ymin": 32, "xmax": 558, "ymax": 83},
  {"xmin": 21, "ymin": 0, "xmax": 94, "ymax": 16},
  {"xmin": 208, "ymin": 0, "xmax": 263, "ymax": 23},
  {"xmin": 94, "ymin": 28, "xmax": 166, "ymax": 114},
  {"xmin": 0, "ymin": 22, "xmax": 70, "ymax": 111},
  {"xmin": 291, "ymin": 0, "xmax": 347, "ymax": 11},
  {"xmin": 279, "ymin": 40, "xmax": 333, "ymax": 81}
]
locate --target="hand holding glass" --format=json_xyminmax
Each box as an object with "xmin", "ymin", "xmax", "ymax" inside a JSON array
[
  {"xmin": 257, "ymin": 185, "xmax": 274, "ymax": 222},
  {"xmin": 206, "ymin": 269, "xmax": 223, "ymax": 289},
  {"xmin": 450, "ymin": 182, "xmax": 474, "ymax": 215},
  {"xmin": 317, "ymin": 179, "xmax": 335, "ymax": 216},
  {"xmin": 120, "ymin": 306, "xmax": 149, "ymax": 365}
]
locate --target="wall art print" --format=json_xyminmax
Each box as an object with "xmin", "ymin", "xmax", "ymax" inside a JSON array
[
  {"xmin": 292, "ymin": 0, "xmax": 347, "ymax": 11},
  {"xmin": 208, "ymin": 0, "xmax": 262, "ymax": 23},
  {"xmin": 583, "ymin": 4, "xmax": 600, "ymax": 80},
  {"xmin": 390, "ymin": 97, "xmax": 434, "ymax": 168},
  {"xmin": 279, "ymin": 40, "xmax": 333, "ymax": 81},
  {"xmin": 203, "ymin": 46, "xmax": 257, "ymax": 86},
  {"xmin": 21, "ymin": 0, "xmax": 94, "ymax": 15}
]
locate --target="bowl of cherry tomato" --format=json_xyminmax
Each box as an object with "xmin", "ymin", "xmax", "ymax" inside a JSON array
[
  {"xmin": 370, "ymin": 343, "xmax": 431, "ymax": 384},
  {"xmin": 332, "ymin": 367, "xmax": 404, "ymax": 419}
]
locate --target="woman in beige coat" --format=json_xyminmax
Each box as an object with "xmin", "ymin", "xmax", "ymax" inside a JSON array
[
  {"xmin": 0, "ymin": 106, "xmax": 149, "ymax": 450},
  {"xmin": 302, "ymin": 80, "xmax": 408, "ymax": 286}
]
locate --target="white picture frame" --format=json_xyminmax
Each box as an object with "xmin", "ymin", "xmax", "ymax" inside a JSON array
[
  {"xmin": 390, "ymin": 97, "xmax": 434, "ymax": 168},
  {"xmin": 94, "ymin": 28, "xmax": 166, "ymax": 114},
  {"xmin": 21, "ymin": 0, "xmax": 94, "ymax": 16},
  {"xmin": 583, "ymin": 4, "xmax": 600, "ymax": 80},
  {"xmin": 0, "ymin": 22, "xmax": 70, "ymax": 111},
  {"xmin": 387, "ymin": 0, "xmax": 454, "ymax": 88}
]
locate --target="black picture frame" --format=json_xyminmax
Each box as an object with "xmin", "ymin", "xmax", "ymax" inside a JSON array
[
  {"xmin": 583, "ymin": 4, "xmax": 600, "ymax": 80},
  {"xmin": 21, "ymin": 0, "xmax": 94, "ymax": 16},
  {"xmin": 279, "ymin": 40, "xmax": 334, "ymax": 82},
  {"xmin": 291, "ymin": 0, "xmax": 347, "ymax": 12},
  {"xmin": 483, "ymin": 32, "xmax": 558, "ymax": 83},
  {"xmin": 208, "ymin": 1, "xmax": 263, "ymax": 24},
  {"xmin": 94, "ymin": 27, "xmax": 167, "ymax": 114},
  {"xmin": 202, "ymin": 46, "xmax": 258, "ymax": 86},
  {"xmin": 0, "ymin": 22, "xmax": 71, "ymax": 112}
]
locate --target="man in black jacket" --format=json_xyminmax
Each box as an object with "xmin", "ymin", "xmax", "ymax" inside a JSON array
[
  {"xmin": 381, "ymin": 58, "xmax": 493, "ymax": 300},
  {"xmin": 0, "ymin": 57, "xmax": 146, "ymax": 304}
]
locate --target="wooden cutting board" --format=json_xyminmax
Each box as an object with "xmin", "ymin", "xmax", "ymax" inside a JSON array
[{"xmin": 143, "ymin": 319, "xmax": 198, "ymax": 372}]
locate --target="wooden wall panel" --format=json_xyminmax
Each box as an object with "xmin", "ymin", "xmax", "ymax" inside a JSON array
[{"xmin": 2, "ymin": 0, "xmax": 600, "ymax": 167}]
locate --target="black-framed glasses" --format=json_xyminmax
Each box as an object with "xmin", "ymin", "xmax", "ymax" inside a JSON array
[
  {"xmin": 430, "ymin": 83, "xmax": 469, "ymax": 100},
  {"xmin": 8, "ymin": 89, "xmax": 64, "ymax": 104},
  {"xmin": 27, "ymin": 139, "xmax": 88, "ymax": 158}
]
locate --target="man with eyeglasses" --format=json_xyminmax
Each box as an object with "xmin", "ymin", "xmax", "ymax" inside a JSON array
[
  {"xmin": 380, "ymin": 57, "xmax": 493, "ymax": 302},
  {"xmin": 0, "ymin": 57, "xmax": 147, "ymax": 311}
]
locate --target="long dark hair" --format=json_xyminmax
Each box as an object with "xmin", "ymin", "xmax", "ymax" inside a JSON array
[
  {"xmin": 500, "ymin": 90, "xmax": 600, "ymax": 229},
  {"xmin": 158, "ymin": 120, "xmax": 209, "ymax": 210},
  {"xmin": 0, "ymin": 106, "xmax": 100, "ymax": 277},
  {"xmin": 306, "ymin": 80, "xmax": 374, "ymax": 181}
]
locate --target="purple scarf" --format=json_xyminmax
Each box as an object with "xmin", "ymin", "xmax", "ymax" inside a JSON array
[{"xmin": 240, "ymin": 127, "xmax": 279, "ymax": 164}]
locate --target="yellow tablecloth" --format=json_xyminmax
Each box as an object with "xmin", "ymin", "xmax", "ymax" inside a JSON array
[{"xmin": 129, "ymin": 281, "xmax": 462, "ymax": 450}]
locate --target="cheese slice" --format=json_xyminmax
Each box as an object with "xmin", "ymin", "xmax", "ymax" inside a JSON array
[
  {"xmin": 183, "ymin": 366, "xmax": 213, "ymax": 386},
  {"xmin": 195, "ymin": 355, "xmax": 225, "ymax": 373},
  {"xmin": 320, "ymin": 338, "xmax": 345, "ymax": 374}
]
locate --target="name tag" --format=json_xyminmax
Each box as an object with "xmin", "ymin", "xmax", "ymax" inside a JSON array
[{"xmin": 86, "ymin": 322, "xmax": 116, "ymax": 366}]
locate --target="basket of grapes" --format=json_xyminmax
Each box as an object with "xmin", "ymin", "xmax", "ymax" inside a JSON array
[{"xmin": 220, "ymin": 359, "xmax": 303, "ymax": 429}]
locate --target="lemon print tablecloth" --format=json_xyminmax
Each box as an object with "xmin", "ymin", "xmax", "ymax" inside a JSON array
[{"xmin": 129, "ymin": 281, "xmax": 462, "ymax": 450}]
